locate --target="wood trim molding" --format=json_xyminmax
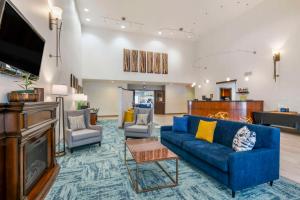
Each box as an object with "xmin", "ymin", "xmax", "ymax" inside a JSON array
[{"xmin": 216, "ymin": 79, "xmax": 237, "ymax": 84}]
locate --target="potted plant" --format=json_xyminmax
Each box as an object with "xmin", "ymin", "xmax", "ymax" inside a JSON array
[
  {"xmin": 7, "ymin": 73, "xmax": 38, "ymax": 102},
  {"xmin": 90, "ymin": 108, "xmax": 99, "ymax": 125}
]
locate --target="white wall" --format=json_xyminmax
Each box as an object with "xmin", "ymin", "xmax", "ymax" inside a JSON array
[
  {"xmin": 83, "ymin": 80, "xmax": 127, "ymax": 116},
  {"xmin": 165, "ymin": 84, "xmax": 195, "ymax": 114},
  {"xmin": 0, "ymin": 0, "xmax": 82, "ymax": 110},
  {"xmin": 195, "ymin": 0, "xmax": 300, "ymax": 112},
  {"xmin": 81, "ymin": 27, "xmax": 197, "ymax": 84}
]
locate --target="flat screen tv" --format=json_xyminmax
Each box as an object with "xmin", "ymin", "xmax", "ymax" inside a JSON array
[{"xmin": 0, "ymin": 0, "xmax": 45, "ymax": 78}]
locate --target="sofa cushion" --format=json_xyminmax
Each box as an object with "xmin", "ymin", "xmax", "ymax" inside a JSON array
[
  {"xmin": 182, "ymin": 140, "xmax": 234, "ymax": 172},
  {"xmin": 68, "ymin": 115, "xmax": 86, "ymax": 131},
  {"xmin": 125, "ymin": 125, "xmax": 148, "ymax": 133},
  {"xmin": 195, "ymin": 120, "xmax": 217, "ymax": 143},
  {"xmin": 173, "ymin": 116, "xmax": 188, "ymax": 132},
  {"xmin": 72, "ymin": 129, "xmax": 101, "ymax": 141},
  {"xmin": 161, "ymin": 131, "xmax": 195, "ymax": 147},
  {"xmin": 233, "ymin": 126, "xmax": 256, "ymax": 152}
]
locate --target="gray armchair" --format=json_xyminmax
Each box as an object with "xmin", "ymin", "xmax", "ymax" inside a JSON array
[
  {"xmin": 124, "ymin": 107, "xmax": 154, "ymax": 139},
  {"xmin": 65, "ymin": 109, "xmax": 103, "ymax": 153}
]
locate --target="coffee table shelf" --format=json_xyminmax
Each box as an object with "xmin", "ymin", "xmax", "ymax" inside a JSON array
[{"xmin": 124, "ymin": 138, "xmax": 179, "ymax": 193}]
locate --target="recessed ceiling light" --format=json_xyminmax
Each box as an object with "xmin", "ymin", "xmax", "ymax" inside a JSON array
[
  {"xmin": 205, "ymin": 79, "xmax": 210, "ymax": 84},
  {"xmin": 158, "ymin": 31, "xmax": 162, "ymax": 35},
  {"xmin": 121, "ymin": 25, "xmax": 126, "ymax": 29},
  {"xmin": 187, "ymin": 35, "xmax": 192, "ymax": 39},
  {"xmin": 226, "ymin": 77, "xmax": 231, "ymax": 81},
  {"xmin": 86, "ymin": 18, "xmax": 91, "ymax": 22},
  {"xmin": 84, "ymin": 8, "xmax": 89, "ymax": 12},
  {"xmin": 198, "ymin": 85, "xmax": 202, "ymax": 88}
]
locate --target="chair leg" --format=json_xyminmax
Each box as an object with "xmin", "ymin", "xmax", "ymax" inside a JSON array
[
  {"xmin": 232, "ymin": 191, "xmax": 235, "ymax": 198},
  {"xmin": 270, "ymin": 181, "xmax": 273, "ymax": 186}
]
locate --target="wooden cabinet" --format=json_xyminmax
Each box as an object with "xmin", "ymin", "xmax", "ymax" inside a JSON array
[
  {"xmin": 188, "ymin": 100, "xmax": 264, "ymax": 121},
  {"xmin": 0, "ymin": 102, "xmax": 59, "ymax": 200}
]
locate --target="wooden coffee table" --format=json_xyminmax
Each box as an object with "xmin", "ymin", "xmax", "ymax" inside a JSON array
[{"xmin": 124, "ymin": 138, "xmax": 179, "ymax": 193}]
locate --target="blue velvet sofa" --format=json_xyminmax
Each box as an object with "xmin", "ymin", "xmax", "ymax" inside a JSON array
[{"xmin": 161, "ymin": 115, "xmax": 280, "ymax": 197}]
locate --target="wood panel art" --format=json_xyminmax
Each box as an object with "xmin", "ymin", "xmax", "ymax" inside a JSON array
[
  {"xmin": 139, "ymin": 51, "xmax": 146, "ymax": 73},
  {"xmin": 123, "ymin": 49, "xmax": 130, "ymax": 72},
  {"xmin": 147, "ymin": 51, "xmax": 154, "ymax": 73},
  {"xmin": 162, "ymin": 53, "xmax": 168, "ymax": 74},
  {"xmin": 154, "ymin": 53, "xmax": 161, "ymax": 74},
  {"xmin": 131, "ymin": 50, "xmax": 139, "ymax": 72}
]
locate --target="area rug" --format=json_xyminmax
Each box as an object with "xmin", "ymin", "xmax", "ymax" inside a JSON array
[{"xmin": 46, "ymin": 120, "xmax": 300, "ymax": 200}]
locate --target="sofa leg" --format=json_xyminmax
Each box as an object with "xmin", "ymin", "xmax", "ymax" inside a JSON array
[
  {"xmin": 232, "ymin": 191, "xmax": 235, "ymax": 198},
  {"xmin": 70, "ymin": 148, "xmax": 73, "ymax": 153},
  {"xmin": 99, "ymin": 142, "xmax": 101, "ymax": 147},
  {"xmin": 270, "ymin": 181, "xmax": 273, "ymax": 186}
]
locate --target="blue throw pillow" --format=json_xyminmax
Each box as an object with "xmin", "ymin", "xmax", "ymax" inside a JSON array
[{"xmin": 173, "ymin": 116, "xmax": 188, "ymax": 132}]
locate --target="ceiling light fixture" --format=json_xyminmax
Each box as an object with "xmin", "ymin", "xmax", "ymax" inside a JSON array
[
  {"xmin": 86, "ymin": 18, "xmax": 91, "ymax": 22},
  {"xmin": 205, "ymin": 79, "xmax": 210, "ymax": 84},
  {"xmin": 226, "ymin": 77, "xmax": 231, "ymax": 81},
  {"xmin": 198, "ymin": 85, "xmax": 202, "ymax": 88},
  {"xmin": 121, "ymin": 25, "xmax": 126, "ymax": 29},
  {"xmin": 84, "ymin": 8, "xmax": 89, "ymax": 12},
  {"xmin": 158, "ymin": 31, "xmax": 162, "ymax": 35},
  {"xmin": 191, "ymin": 82, "xmax": 196, "ymax": 87}
]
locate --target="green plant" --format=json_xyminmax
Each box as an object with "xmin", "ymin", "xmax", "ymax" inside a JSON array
[
  {"xmin": 76, "ymin": 101, "xmax": 87, "ymax": 110},
  {"xmin": 90, "ymin": 108, "xmax": 100, "ymax": 114},
  {"xmin": 15, "ymin": 73, "xmax": 35, "ymax": 91}
]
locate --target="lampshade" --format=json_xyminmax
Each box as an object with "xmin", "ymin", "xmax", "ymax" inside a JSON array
[
  {"xmin": 52, "ymin": 84, "xmax": 68, "ymax": 96},
  {"xmin": 51, "ymin": 6, "xmax": 63, "ymax": 20},
  {"xmin": 73, "ymin": 94, "xmax": 88, "ymax": 101}
]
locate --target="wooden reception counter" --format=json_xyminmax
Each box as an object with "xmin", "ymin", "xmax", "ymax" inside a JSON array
[{"xmin": 188, "ymin": 100, "xmax": 264, "ymax": 121}]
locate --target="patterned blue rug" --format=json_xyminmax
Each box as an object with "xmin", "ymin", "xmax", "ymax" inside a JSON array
[{"xmin": 46, "ymin": 120, "xmax": 300, "ymax": 200}]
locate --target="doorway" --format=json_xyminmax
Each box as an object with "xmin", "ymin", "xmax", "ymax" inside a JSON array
[
  {"xmin": 220, "ymin": 88, "xmax": 232, "ymax": 101},
  {"xmin": 154, "ymin": 90, "xmax": 165, "ymax": 114}
]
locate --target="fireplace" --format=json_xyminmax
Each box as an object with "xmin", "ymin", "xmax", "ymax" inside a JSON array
[{"xmin": 24, "ymin": 135, "xmax": 48, "ymax": 194}]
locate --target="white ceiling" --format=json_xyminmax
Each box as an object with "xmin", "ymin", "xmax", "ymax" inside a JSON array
[{"xmin": 75, "ymin": 0, "xmax": 264, "ymax": 40}]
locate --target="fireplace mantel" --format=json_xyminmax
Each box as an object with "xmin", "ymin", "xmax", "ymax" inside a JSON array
[{"xmin": 0, "ymin": 102, "xmax": 59, "ymax": 200}]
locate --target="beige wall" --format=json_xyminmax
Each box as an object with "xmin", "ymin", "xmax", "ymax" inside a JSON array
[{"xmin": 165, "ymin": 84, "xmax": 195, "ymax": 114}]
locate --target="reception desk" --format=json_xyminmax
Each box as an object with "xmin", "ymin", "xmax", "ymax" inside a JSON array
[{"xmin": 188, "ymin": 100, "xmax": 264, "ymax": 121}]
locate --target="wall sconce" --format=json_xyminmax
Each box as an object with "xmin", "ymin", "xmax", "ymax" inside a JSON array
[
  {"xmin": 273, "ymin": 51, "xmax": 280, "ymax": 82},
  {"xmin": 244, "ymin": 71, "xmax": 252, "ymax": 82},
  {"xmin": 49, "ymin": 6, "xmax": 63, "ymax": 66}
]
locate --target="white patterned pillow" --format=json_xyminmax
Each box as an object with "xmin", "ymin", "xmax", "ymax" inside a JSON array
[
  {"xmin": 68, "ymin": 115, "xmax": 86, "ymax": 131},
  {"xmin": 232, "ymin": 126, "xmax": 256, "ymax": 152},
  {"xmin": 136, "ymin": 114, "xmax": 148, "ymax": 125}
]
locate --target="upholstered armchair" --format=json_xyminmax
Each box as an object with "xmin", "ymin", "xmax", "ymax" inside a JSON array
[
  {"xmin": 64, "ymin": 109, "xmax": 103, "ymax": 153},
  {"xmin": 124, "ymin": 107, "xmax": 154, "ymax": 139}
]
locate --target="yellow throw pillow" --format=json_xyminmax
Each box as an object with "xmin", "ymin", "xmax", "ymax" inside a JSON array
[{"xmin": 195, "ymin": 120, "xmax": 217, "ymax": 143}]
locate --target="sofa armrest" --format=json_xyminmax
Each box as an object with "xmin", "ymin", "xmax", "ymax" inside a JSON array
[
  {"xmin": 124, "ymin": 122, "xmax": 135, "ymax": 128},
  {"xmin": 89, "ymin": 124, "xmax": 102, "ymax": 132},
  {"xmin": 161, "ymin": 126, "xmax": 173, "ymax": 131},
  {"xmin": 229, "ymin": 148, "xmax": 280, "ymax": 191}
]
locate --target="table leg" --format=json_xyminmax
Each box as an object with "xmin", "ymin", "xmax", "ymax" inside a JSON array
[
  {"xmin": 176, "ymin": 159, "xmax": 178, "ymax": 185},
  {"xmin": 136, "ymin": 163, "xmax": 139, "ymax": 192}
]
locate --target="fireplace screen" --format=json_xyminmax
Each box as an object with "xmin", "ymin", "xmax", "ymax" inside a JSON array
[{"xmin": 24, "ymin": 135, "xmax": 48, "ymax": 194}]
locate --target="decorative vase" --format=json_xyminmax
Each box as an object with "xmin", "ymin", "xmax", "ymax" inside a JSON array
[{"xmin": 7, "ymin": 90, "xmax": 38, "ymax": 102}]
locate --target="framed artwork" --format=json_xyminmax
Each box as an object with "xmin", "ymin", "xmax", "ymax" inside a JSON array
[
  {"xmin": 154, "ymin": 53, "xmax": 161, "ymax": 74},
  {"xmin": 139, "ymin": 51, "xmax": 146, "ymax": 73},
  {"xmin": 131, "ymin": 50, "xmax": 139, "ymax": 72},
  {"xmin": 123, "ymin": 49, "xmax": 130, "ymax": 72},
  {"xmin": 162, "ymin": 53, "xmax": 168, "ymax": 74},
  {"xmin": 147, "ymin": 51, "xmax": 154, "ymax": 73}
]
